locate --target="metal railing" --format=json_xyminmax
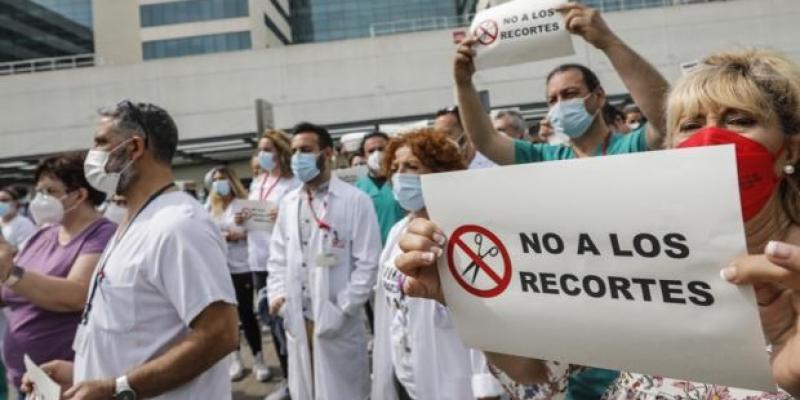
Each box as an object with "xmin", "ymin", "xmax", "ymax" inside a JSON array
[
  {"xmin": 0, "ymin": 53, "xmax": 96, "ymax": 76},
  {"xmin": 369, "ymin": 0, "xmax": 733, "ymax": 37}
]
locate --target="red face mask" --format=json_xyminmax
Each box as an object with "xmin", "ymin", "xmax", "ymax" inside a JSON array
[{"xmin": 677, "ymin": 127, "xmax": 782, "ymax": 222}]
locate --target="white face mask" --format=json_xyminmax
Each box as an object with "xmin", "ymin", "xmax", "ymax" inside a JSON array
[
  {"xmin": 627, "ymin": 122, "xmax": 641, "ymax": 131},
  {"xmin": 30, "ymin": 193, "xmax": 65, "ymax": 226},
  {"xmin": 103, "ymin": 202, "xmax": 128, "ymax": 225},
  {"xmin": 84, "ymin": 139, "xmax": 135, "ymax": 196},
  {"xmin": 367, "ymin": 150, "xmax": 383, "ymax": 172}
]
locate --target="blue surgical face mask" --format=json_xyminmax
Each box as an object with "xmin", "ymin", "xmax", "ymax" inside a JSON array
[
  {"xmin": 547, "ymin": 93, "xmax": 598, "ymax": 139},
  {"xmin": 392, "ymin": 173, "xmax": 425, "ymax": 212},
  {"xmin": 292, "ymin": 152, "xmax": 321, "ymax": 183},
  {"xmin": 0, "ymin": 201, "xmax": 11, "ymax": 218},
  {"xmin": 212, "ymin": 179, "xmax": 231, "ymax": 197},
  {"xmin": 258, "ymin": 151, "xmax": 275, "ymax": 171}
]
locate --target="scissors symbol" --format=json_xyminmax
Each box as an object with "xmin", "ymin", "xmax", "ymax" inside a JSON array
[{"xmin": 461, "ymin": 233, "xmax": 499, "ymax": 284}]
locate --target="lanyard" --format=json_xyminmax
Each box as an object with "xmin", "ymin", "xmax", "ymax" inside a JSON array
[
  {"xmin": 305, "ymin": 188, "xmax": 331, "ymax": 231},
  {"xmin": 80, "ymin": 182, "xmax": 175, "ymax": 325},
  {"xmin": 259, "ymin": 175, "xmax": 281, "ymax": 201}
]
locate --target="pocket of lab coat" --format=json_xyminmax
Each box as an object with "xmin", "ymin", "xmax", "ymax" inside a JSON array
[
  {"xmin": 92, "ymin": 282, "xmax": 136, "ymax": 332},
  {"xmin": 316, "ymin": 300, "xmax": 346, "ymax": 338}
]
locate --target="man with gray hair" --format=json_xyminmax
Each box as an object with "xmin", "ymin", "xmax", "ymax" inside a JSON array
[
  {"xmin": 21, "ymin": 100, "xmax": 239, "ymax": 400},
  {"xmin": 492, "ymin": 109, "xmax": 527, "ymax": 140}
]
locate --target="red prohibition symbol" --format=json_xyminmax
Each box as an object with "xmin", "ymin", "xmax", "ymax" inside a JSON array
[
  {"xmin": 474, "ymin": 19, "xmax": 499, "ymax": 46},
  {"xmin": 447, "ymin": 224, "xmax": 512, "ymax": 298}
]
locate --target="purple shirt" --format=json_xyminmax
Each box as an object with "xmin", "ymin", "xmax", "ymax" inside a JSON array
[{"xmin": 1, "ymin": 218, "xmax": 116, "ymax": 388}]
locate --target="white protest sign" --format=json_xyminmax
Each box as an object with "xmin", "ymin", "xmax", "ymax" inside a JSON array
[
  {"xmin": 469, "ymin": 0, "xmax": 574, "ymax": 70},
  {"xmin": 334, "ymin": 165, "xmax": 368, "ymax": 185},
  {"xmin": 237, "ymin": 200, "xmax": 277, "ymax": 232},
  {"xmin": 421, "ymin": 146, "xmax": 775, "ymax": 391},
  {"xmin": 24, "ymin": 354, "xmax": 60, "ymax": 400}
]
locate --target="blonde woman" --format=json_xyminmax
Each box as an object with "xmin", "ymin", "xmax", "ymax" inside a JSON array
[
  {"xmin": 394, "ymin": 48, "xmax": 800, "ymax": 399},
  {"xmin": 208, "ymin": 166, "xmax": 270, "ymax": 382},
  {"xmin": 245, "ymin": 130, "xmax": 300, "ymax": 399}
]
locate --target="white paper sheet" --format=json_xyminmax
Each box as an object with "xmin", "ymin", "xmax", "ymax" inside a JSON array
[
  {"xmin": 24, "ymin": 354, "xmax": 60, "ymax": 400},
  {"xmin": 421, "ymin": 146, "xmax": 775, "ymax": 391}
]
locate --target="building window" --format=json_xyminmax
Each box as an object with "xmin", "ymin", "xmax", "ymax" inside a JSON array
[
  {"xmin": 142, "ymin": 31, "xmax": 252, "ymax": 60},
  {"xmin": 140, "ymin": 0, "xmax": 249, "ymax": 27}
]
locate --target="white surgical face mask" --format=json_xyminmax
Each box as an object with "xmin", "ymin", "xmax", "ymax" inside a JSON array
[
  {"xmin": 367, "ymin": 150, "xmax": 383, "ymax": 173},
  {"xmin": 392, "ymin": 173, "xmax": 425, "ymax": 212},
  {"xmin": 628, "ymin": 122, "xmax": 641, "ymax": 131},
  {"xmin": 547, "ymin": 93, "xmax": 598, "ymax": 139},
  {"xmin": 103, "ymin": 202, "xmax": 127, "ymax": 225},
  {"xmin": 258, "ymin": 151, "xmax": 275, "ymax": 171},
  {"xmin": 292, "ymin": 152, "xmax": 321, "ymax": 183},
  {"xmin": 84, "ymin": 139, "xmax": 135, "ymax": 196},
  {"xmin": 30, "ymin": 192, "xmax": 65, "ymax": 226}
]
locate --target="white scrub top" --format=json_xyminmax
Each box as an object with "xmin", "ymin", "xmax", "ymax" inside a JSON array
[{"xmin": 73, "ymin": 191, "xmax": 237, "ymax": 400}]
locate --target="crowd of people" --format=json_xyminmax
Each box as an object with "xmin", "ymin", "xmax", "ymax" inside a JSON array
[{"xmin": 0, "ymin": 2, "xmax": 799, "ymax": 400}]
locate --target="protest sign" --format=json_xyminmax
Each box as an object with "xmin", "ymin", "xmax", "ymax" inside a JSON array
[
  {"xmin": 421, "ymin": 146, "xmax": 775, "ymax": 391},
  {"xmin": 24, "ymin": 354, "xmax": 60, "ymax": 400},
  {"xmin": 469, "ymin": 0, "xmax": 574, "ymax": 70},
  {"xmin": 236, "ymin": 200, "xmax": 276, "ymax": 232}
]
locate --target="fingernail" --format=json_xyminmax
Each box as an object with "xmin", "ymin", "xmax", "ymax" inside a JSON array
[
  {"xmin": 421, "ymin": 252, "xmax": 435, "ymax": 263},
  {"xmin": 432, "ymin": 246, "xmax": 444, "ymax": 258},
  {"xmin": 433, "ymin": 233, "xmax": 447, "ymax": 246},
  {"xmin": 721, "ymin": 267, "xmax": 737, "ymax": 282},
  {"xmin": 766, "ymin": 241, "xmax": 792, "ymax": 260}
]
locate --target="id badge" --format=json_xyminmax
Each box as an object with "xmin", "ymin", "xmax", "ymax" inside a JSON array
[
  {"xmin": 72, "ymin": 325, "xmax": 89, "ymax": 355},
  {"xmin": 316, "ymin": 253, "xmax": 337, "ymax": 268}
]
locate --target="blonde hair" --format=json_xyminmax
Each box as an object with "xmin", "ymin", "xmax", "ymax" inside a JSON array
[
  {"xmin": 209, "ymin": 166, "xmax": 248, "ymax": 217},
  {"xmin": 666, "ymin": 49, "xmax": 800, "ymax": 223},
  {"xmin": 260, "ymin": 129, "xmax": 293, "ymax": 178}
]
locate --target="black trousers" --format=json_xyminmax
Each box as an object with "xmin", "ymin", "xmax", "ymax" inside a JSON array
[
  {"xmin": 253, "ymin": 271, "xmax": 289, "ymax": 378},
  {"xmin": 231, "ymin": 273, "xmax": 262, "ymax": 355}
]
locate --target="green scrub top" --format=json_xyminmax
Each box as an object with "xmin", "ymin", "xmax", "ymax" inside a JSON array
[
  {"xmin": 514, "ymin": 124, "xmax": 650, "ymax": 399},
  {"xmin": 515, "ymin": 125, "xmax": 648, "ymax": 163},
  {"xmin": 355, "ymin": 175, "xmax": 407, "ymax": 245}
]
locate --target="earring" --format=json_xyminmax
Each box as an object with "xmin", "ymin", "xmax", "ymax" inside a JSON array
[{"xmin": 785, "ymin": 164, "xmax": 796, "ymax": 175}]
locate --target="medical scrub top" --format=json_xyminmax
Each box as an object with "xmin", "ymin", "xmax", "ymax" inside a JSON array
[
  {"xmin": 355, "ymin": 175, "xmax": 407, "ymax": 245},
  {"xmin": 513, "ymin": 124, "xmax": 649, "ymax": 399},
  {"xmin": 515, "ymin": 125, "xmax": 648, "ymax": 163}
]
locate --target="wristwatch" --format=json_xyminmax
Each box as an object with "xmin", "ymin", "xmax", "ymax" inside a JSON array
[
  {"xmin": 2, "ymin": 265, "xmax": 23, "ymax": 287},
  {"xmin": 114, "ymin": 376, "xmax": 137, "ymax": 400}
]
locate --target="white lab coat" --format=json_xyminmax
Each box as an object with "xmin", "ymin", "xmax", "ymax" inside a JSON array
[
  {"xmin": 372, "ymin": 217, "xmax": 505, "ymax": 400},
  {"xmin": 267, "ymin": 176, "xmax": 381, "ymax": 400}
]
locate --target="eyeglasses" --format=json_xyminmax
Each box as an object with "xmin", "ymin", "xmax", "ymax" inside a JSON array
[{"xmin": 116, "ymin": 100, "xmax": 150, "ymax": 147}]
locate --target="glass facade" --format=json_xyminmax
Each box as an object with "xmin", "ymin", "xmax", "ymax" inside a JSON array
[
  {"xmin": 143, "ymin": 31, "xmax": 252, "ymax": 60},
  {"xmin": 30, "ymin": 0, "xmax": 93, "ymax": 27},
  {"xmin": 140, "ymin": 0, "xmax": 249, "ymax": 27},
  {"xmin": 290, "ymin": 0, "xmax": 458, "ymax": 43}
]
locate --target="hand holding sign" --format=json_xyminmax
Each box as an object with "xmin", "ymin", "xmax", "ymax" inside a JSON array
[
  {"xmin": 723, "ymin": 242, "xmax": 800, "ymax": 397},
  {"xmin": 21, "ymin": 358, "xmax": 72, "ymax": 399},
  {"xmin": 454, "ymin": 37, "xmax": 477, "ymax": 86},
  {"xmin": 557, "ymin": 3, "xmax": 620, "ymax": 50},
  {"xmin": 396, "ymin": 218, "xmax": 448, "ymax": 305}
]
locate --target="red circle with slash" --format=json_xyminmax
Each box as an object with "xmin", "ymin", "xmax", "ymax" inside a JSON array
[
  {"xmin": 447, "ymin": 224, "xmax": 512, "ymax": 298},
  {"xmin": 474, "ymin": 19, "xmax": 499, "ymax": 46}
]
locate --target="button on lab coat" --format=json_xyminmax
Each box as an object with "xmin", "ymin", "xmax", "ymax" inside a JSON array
[{"xmin": 267, "ymin": 176, "xmax": 381, "ymax": 400}]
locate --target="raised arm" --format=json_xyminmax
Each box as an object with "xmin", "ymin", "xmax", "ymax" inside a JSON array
[
  {"xmin": 559, "ymin": 3, "xmax": 670, "ymax": 149},
  {"xmin": 455, "ymin": 37, "xmax": 516, "ymax": 166}
]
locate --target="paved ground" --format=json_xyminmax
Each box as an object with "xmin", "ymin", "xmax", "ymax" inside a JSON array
[{"xmin": 233, "ymin": 330, "xmax": 285, "ymax": 400}]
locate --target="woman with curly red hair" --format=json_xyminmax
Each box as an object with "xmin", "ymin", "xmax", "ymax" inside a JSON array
[{"xmin": 372, "ymin": 128, "xmax": 498, "ymax": 400}]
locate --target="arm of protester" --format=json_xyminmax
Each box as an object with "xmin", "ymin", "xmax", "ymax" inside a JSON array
[
  {"xmin": 396, "ymin": 218, "xmax": 551, "ymax": 385},
  {"xmin": 63, "ymin": 301, "xmax": 239, "ymax": 399},
  {"xmin": 20, "ymin": 360, "xmax": 74, "ymax": 395},
  {"xmin": 558, "ymin": 3, "xmax": 669, "ymax": 149},
  {"xmin": 455, "ymin": 37, "xmax": 516, "ymax": 165},
  {"xmin": 337, "ymin": 193, "xmax": 382, "ymax": 316},
  {"xmin": 721, "ymin": 241, "xmax": 800, "ymax": 397},
  {"xmin": 0, "ymin": 241, "xmax": 97, "ymax": 312}
]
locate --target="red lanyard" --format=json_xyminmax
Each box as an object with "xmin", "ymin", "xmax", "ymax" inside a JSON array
[
  {"xmin": 306, "ymin": 189, "xmax": 331, "ymax": 231},
  {"xmin": 259, "ymin": 175, "xmax": 281, "ymax": 201}
]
